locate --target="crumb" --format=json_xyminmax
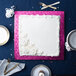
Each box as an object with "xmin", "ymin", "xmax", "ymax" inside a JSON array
[
  {"xmin": 11, "ymin": 31, "xmax": 14, "ymax": 33},
  {"xmin": 57, "ymin": 7, "xmax": 59, "ymax": 9},
  {"xmin": 10, "ymin": 54, "xmax": 12, "ymax": 56},
  {"xmin": 53, "ymin": 9, "xmax": 56, "ymax": 11},
  {"xmin": 32, "ymin": 6, "xmax": 34, "ymax": 9},
  {"xmin": 40, "ymin": 6, "xmax": 42, "ymax": 8},
  {"xmin": 69, "ymin": 18, "xmax": 71, "ymax": 20},
  {"xmin": 10, "ymin": 49, "xmax": 13, "ymax": 51},
  {"xmin": 42, "ymin": 60, "xmax": 45, "ymax": 62},
  {"xmin": 9, "ymin": 24, "xmax": 12, "ymax": 26},
  {"xmin": 22, "ymin": 61, "xmax": 25, "ymax": 62},
  {"xmin": 50, "ymin": 61, "xmax": 53, "ymax": 63}
]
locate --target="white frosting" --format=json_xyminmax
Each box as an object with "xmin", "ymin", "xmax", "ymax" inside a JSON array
[
  {"xmin": 0, "ymin": 27, "xmax": 8, "ymax": 44},
  {"xmin": 19, "ymin": 15, "xmax": 60, "ymax": 56}
]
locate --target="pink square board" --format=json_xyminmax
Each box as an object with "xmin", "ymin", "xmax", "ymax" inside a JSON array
[{"xmin": 14, "ymin": 11, "xmax": 64, "ymax": 60}]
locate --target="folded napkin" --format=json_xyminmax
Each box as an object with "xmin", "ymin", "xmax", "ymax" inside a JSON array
[{"xmin": 0, "ymin": 59, "xmax": 25, "ymax": 76}]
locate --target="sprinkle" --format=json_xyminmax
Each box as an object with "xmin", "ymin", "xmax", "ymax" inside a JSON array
[
  {"xmin": 42, "ymin": 60, "xmax": 45, "ymax": 62},
  {"xmin": 57, "ymin": 7, "xmax": 59, "ymax": 9},
  {"xmin": 32, "ymin": 6, "xmax": 34, "ymax": 9},
  {"xmin": 10, "ymin": 54, "xmax": 12, "ymax": 56},
  {"xmin": 69, "ymin": 18, "xmax": 71, "ymax": 20},
  {"xmin": 50, "ymin": 61, "xmax": 53, "ymax": 63},
  {"xmin": 12, "ymin": 31, "xmax": 14, "ymax": 33},
  {"xmin": 53, "ymin": 9, "xmax": 56, "ymax": 11},
  {"xmin": 22, "ymin": 61, "xmax": 25, "ymax": 62},
  {"xmin": 10, "ymin": 49, "xmax": 13, "ymax": 51},
  {"xmin": 40, "ymin": 6, "xmax": 42, "ymax": 8},
  {"xmin": 9, "ymin": 24, "xmax": 12, "ymax": 26}
]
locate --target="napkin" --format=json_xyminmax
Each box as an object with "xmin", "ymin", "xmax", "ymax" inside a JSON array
[
  {"xmin": 0, "ymin": 59, "xmax": 25, "ymax": 76},
  {"xmin": 65, "ymin": 42, "xmax": 71, "ymax": 51}
]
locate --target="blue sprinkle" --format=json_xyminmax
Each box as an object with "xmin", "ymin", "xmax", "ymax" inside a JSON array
[{"xmin": 40, "ymin": 6, "xmax": 42, "ymax": 8}]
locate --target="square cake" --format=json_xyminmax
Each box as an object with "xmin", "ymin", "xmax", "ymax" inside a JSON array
[{"xmin": 19, "ymin": 15, "xmax": 60, "ymax": 56}]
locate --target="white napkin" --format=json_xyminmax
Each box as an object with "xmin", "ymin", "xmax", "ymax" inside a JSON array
[
  {"xmin": 65, "ymin": 42, "xmax": 71, "ymax": 51},
  {"xmin": 0, "ymin": 59, "xmax": 25, "ymax": 76}
]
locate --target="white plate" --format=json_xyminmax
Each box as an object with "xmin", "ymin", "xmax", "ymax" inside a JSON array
[
  {"xmin": 0, "ymin": 25, "xmax": 10, "ymax": 46},
  {"xmin": 67, "ymin": 30, "xmax": 76, "ymax": 50},
  {"xmin": 31, "ymin": 64, "xmax": 51, "ymax": 76}
]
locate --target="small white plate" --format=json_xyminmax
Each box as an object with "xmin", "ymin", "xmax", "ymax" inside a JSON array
[
  {"xmin": 31, "ymin": 64, "xmax": 51, "ymax": 76},
  {"xmin": 0, "ymin": 25, "xmax": 10, "ymax": 46},
  {"xmin": 67, "ymin": 30, "xmax": 76, "ymax": 50}
]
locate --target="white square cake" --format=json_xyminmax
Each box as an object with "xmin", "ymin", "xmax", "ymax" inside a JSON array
[{"xmin": 19, "ymin": 15, "xmax": 60, "ymax": 56}]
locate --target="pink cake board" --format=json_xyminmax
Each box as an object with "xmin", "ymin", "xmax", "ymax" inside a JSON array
[{"xmin": 14, "ymin": 11, "xmax": 64, "ymax": 60}]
